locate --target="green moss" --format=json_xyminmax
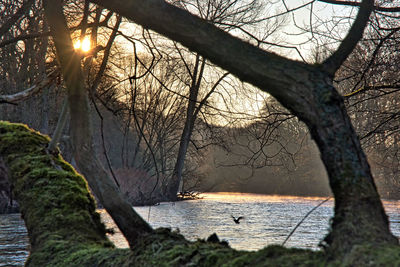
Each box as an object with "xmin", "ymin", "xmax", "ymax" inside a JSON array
[
  {"xmin": 225, "ymin": 245, "xmax": 324, "ymax": 267},
  {"xmin": 129, "ymin": 229, "xmax": 327, "ymax": 266},
  {"xmin": 1, "ymin": 121, "xmax": 400, "ymax": 266},
  {"xmin": 0, "ymin": 121, "xmax": 113, "ymax": 265},
  {"xmin": 339, "ymin": 244, "xmax": 400, "ymax": 267},
  {"xmin": 129, "ymin": 229, "xmax": 245, "ymax": 266}
]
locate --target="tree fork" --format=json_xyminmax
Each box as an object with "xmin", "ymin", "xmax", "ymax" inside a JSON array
[{"xmin": 90, "ymin": 0, "xmax": 399, "ymax": 255}]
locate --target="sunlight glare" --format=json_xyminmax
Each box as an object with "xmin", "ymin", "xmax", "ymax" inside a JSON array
[
  {"xmin": 74, "ymin": 37, "xmax": 91, "ymax": 52},
  {"xmin": 73, "ymin": 40, "xmax": 81, "ymax": 50}
]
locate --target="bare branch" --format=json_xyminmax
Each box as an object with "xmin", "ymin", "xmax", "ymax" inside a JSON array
[
  {"xmin": 0, "ymin": 32, "xmax": 51, "ymax": 48},
  {"xmin": 322, "ymin": 0, "xmax": 374, "ymax": 76},
  {"xmin": 90, "ymin": 15, "xmax": 122, "ymax": 93},
  {"xmin": 0, "ymin": 0, "xmax": 35, "ymax": 37},
  {"xmin": 0, "ymin": 70, "xmax": 57, "ymax": 104},
  {"xmin": 318, "ymin": 0, "xmax": 400, "ymax": 13}
]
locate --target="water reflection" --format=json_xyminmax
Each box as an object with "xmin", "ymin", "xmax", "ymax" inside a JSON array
[
  {"xmin": 140, "ymin": 193, "xmax": 334, "ymax": 250},
  {"xmin": 1, "ymin": 193, "xmax": 400, "ymax": 266}
]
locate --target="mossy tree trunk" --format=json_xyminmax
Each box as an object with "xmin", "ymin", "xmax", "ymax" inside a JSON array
[
  {"xmin": 90, "ymin": 0, "xmax": 398, "ymax": 256},
  {"xmin": 0, "ymin": 121, "xmax": 329, "ymax": 266}
]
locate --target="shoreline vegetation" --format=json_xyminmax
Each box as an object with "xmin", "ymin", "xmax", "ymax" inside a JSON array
[
  {"xmin": 2, "ymin": 188, "xmax": 399, "ymax": 216},
  {"xmin": 1, "ymin": 121, "xmax": 400, "ymax": 266}
]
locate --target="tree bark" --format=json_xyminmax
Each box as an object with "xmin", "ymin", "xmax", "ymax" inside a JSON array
[
  {"xmin": 47, "ymin": 97, "xmax": 68, "ymax": 153},
  {"xmin": 91, "ymin": 0, "xmax": 398, "ymax": 255},
  {"xmin": 43, "ymin": 0, "xmax": 152, "ymax": 247}
]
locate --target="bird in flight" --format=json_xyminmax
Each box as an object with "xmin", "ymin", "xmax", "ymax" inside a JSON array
[{"xmin": 231, "ymin": 215, "xmax": 244, "ymax": 224}]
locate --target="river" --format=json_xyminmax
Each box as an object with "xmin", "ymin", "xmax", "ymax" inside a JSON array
[{"xmin": 1, "ymin": 193, "xmax": 400, "ymax": 266}]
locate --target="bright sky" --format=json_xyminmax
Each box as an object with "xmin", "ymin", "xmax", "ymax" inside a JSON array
[
  {"xmin": 80, "ymin": 1, "xmax": 358, "ymax": 125},
  {"xmin": 278, "ymin": 0, "xmax": 357, "ymax": 61},
  {"xmin": 115, "ymin": 1, "xmax": 355, "ymax": 61}
]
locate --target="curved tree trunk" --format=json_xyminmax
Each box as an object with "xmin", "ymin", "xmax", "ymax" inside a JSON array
[
  {"xmin": 90, "ymin": 0, "xmax": 398, "ymax": 256},
  {"xmin": 299, "ymin": 72, "xmax": 398, "ymax": 255}
]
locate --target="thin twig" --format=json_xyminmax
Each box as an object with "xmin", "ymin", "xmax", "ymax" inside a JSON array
[{"xmin": 282, "ymin": 197, "xmax": 331, "ymax": 246}]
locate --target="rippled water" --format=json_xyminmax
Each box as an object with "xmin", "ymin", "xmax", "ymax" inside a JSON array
[
  {"xmin": 1, "ymin": 193, "xmax": 400, "ymax": 266},
  {"xmin": 0, "ymin": 214, "xmax": 29, "ymax": 266}
]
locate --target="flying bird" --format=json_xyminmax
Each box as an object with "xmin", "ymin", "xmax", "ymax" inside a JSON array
[{"xmin": 231, "ymin": 215, "xmax": 244, "ymax": 224}]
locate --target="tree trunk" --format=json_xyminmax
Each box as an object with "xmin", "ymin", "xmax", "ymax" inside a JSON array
[
  {"xmin": 166, "ymin": 104, "xmax": 197, "ymax": 200},
  {"xmin": 91, "ymin": 0, "xmax": 398, "ymax": 256},
  {"xmin": 165, "ymin": 56, "xmax": 204, "ymax": 200},
  {"xmin": 43, "ymin": 0, "xmax": 152, "ymax": 247},
  {"xmin": 299, "ymin": 72, "xmax": 398, "ymax": 255}
]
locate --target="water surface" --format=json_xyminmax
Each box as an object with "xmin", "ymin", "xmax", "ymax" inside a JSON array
[
  {"xmin": 102, "ymin": 193, "xmax": 400, "ymax": 250},
  {"xmin": 1, "ymin": 193, "xmax": 400, "ymax": 266},
  {"xmin": 0, "ymin": 214, "xmax": 29, "ymax": 266}
]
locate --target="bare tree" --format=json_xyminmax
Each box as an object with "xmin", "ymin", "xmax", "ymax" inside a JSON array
[{"xmin": 117, "ymin": 0, "xmax": 286, "ymax": 201}]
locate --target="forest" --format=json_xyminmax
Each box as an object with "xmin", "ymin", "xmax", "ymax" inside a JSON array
[{"xmin": 0, "ymin": 0, "xmax": 400, "ymax": 265}]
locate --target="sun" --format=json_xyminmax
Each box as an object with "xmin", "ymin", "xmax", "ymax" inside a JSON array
[{"xmin": 74, "ymin": 37, "xmax": 91, "ymax": 52}]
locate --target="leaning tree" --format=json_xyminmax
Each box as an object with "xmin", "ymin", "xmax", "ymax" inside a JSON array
[{"xmin": 89, "ymin": 0, "xmax": 399, "ymax": 255}]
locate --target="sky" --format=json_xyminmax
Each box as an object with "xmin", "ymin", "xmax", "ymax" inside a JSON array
[
  {"xmin": 272, "ymin": 0, "xmax": 358, "ymax": 61},
  {"xmin": 78, "ymin": 1, "xmax": 360, "ymax": 126}
]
